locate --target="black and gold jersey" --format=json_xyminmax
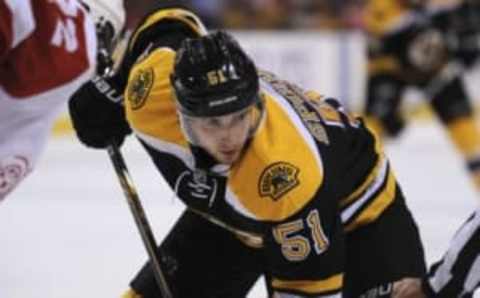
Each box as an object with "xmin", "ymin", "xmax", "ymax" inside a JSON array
[
  {"xmin": 363, "ymin": 0, "xmax": 477, "ymax": 82},
  {"xmin": 363, "ymin": 0, "xmax": 415, "ymax": 37},
  {"xmin": 120, "ymin": 7, "xmax": 399, "ymax": 297},
  {"xmin": 363, "ymin": 0, "xmax": 426, "ymax": 80}
]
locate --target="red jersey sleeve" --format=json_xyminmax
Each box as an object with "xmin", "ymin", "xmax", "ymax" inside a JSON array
[
  {"xmin": 0, "ymin": 0, "xmax": 96, "ymax": 98},
  {"xmin": 0, "ymin": 0, "xmax": 14, "ymax": 61}
]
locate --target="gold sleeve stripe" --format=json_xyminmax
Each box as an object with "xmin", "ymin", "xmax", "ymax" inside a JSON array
[
  {"xmin": 340, "ymin": 127, "xmax": 385, "ymax": 208},
  {"xmin": 271, "ymin": 273, "xmax": 343, "ymax": 295},
  {"xmin": 368, "ymin": 56, "xmax": 401, "ymax": 76},
  {"xmin": 363, "ymin": 116, "xmax": 386, "ymax": 138},
  {"xmin": 446, "ymin": 117, "xmax": 480, "ymax": 158},
  {"xmin": 339, "ymin": 154, "xmax": 385, "ymax": 208},
  {"xmin": 341, "ymin": 157, "xmax": 389, "ymax": 222},
  {"xmin": 129, "ymin": 8, "xmax": 207, "ymax": 52},
  {"xmin": 343, "ymin": 163, "xmax": 397, "ymax": 232}
]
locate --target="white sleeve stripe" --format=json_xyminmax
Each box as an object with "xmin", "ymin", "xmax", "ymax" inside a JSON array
[
  {"xmin": 4, "ymin": 0, "xmax": 35, "ymax": 48},
  {"xmin": 463, "ymin": 255, "xmax": 480, "ymax": 294},
  {"xmin": 429, "ymin": 209, "xmax": 480, "ymax": 293},
  {"xmin": 340, "ymin": 157, "xmax": 388, "ymax": 223}
]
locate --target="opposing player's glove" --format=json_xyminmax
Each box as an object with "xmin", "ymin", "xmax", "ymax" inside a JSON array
[{"xmin": 68, "ymin": 75, "xmax": 131, "ymax": 149}]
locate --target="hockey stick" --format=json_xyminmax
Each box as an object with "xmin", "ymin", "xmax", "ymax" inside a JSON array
[{"xmin": 107, "ymin": 144, "xmax": 173, "ymax": 298}]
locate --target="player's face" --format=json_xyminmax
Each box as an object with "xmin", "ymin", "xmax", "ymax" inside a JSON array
[{"xmin": 188, "ymin": 107, "xmax": 255, "ymax": 164}]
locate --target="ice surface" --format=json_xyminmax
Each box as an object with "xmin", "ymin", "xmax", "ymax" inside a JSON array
[{"xmin": 1, "ymin": 121, "xmax": 479, "ymax": 297}]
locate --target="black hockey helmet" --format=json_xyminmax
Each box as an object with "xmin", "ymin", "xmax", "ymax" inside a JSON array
[{"xmin": 170, "ymin": 31, "xmax": 261, "ymax": 117}]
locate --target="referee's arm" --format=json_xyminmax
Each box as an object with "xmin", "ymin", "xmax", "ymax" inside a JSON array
[{"xmin": 423, "ymin": 208, "xmax": 480, "ymax": 298}]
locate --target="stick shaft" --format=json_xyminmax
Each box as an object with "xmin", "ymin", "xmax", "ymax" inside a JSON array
[{"xmin": 107, "ymin": 144, "xmax": 173, "ymax": 298}]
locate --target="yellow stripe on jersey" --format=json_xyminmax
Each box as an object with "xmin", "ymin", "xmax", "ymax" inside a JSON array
[
  {"xmin": 125, "ymin": 48, "xmax": 188, "ymax": 148},
  {"xmin": 272, "ymin": 273, "xmax": 343, "ymax": 295},
  {"xmin": 340, "ymin": 124, "xmax": 384, "ymax": 208},
  {"xmin": 446, "ymin": 116, "xmax": 480, "ymax": 158},
  {"xmin": 368, "ymin": 56, "xmax": 402, "ymax": 76},
  {"xmin": 363, "ymin": 116, "xmax": 386, "ymax": 140},
  {"xmin": 363, "ymin": 0, "xmax": 411, "ymax": 36},
  {"xmin": 344, "ymin": 166, "xmax": 396, "ymax": 232},
  {"xmin": 228, "ymin": 94, "xmax": 323, "ymax": 221},
  {"xmin": 129, "ymin": 8, "xmax": 207, "ymax": 52},
  {"xmin": 340, "ymin": 123, "xmax": 396, "ymax": 231},
  {"xmin": 340, "ymin": 154, "xmax": 386, "ymax": 208}
]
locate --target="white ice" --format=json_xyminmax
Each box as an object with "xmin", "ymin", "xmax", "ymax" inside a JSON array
[{"xmin": 1, "ymin": 121, "xmax": 479, "ymax": 298}]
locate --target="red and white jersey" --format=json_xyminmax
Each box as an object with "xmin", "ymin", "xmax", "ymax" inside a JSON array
[
  {"xmin": 0, "ymin": 0, "xmax": 97, "ymax": 99},
  {"xmin": 0, "ymin": 0, "xmax": 97, "ymax": 200}
]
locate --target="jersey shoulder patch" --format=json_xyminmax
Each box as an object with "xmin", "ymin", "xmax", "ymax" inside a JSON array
[
  {"xmin": 127, "ymin": 67, "xmax": 154, "ymax": 110},
  {"xmin": 125, "ymin": 47, "xmax": 187, "ymax": 148}
]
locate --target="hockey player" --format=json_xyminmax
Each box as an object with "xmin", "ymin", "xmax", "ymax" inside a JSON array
[
  {"xmin": 363, "ymin": 0, "xmax": 480, "ymax": 192},
  {"xmin": 0, "ymin": 0, "xmax": 125, "ymax": 201},
  {"xmin": 68, "ymin": 6, "xmax": 431, "ymax": 297},
  {"xmin": 68, "ymin": 5, "xmax": 480, "ymax": 298}
]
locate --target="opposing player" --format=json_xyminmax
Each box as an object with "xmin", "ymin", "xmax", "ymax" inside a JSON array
[
  {"xmin": 0, "ymin": 0, "xmax": 125, "ymax": 201},
  {"xmin": 363, "ymin": 0, "xmax": 480, "ymax": 192},
  {"xmin": 69, "ymin": 7, "xmax": 430, "ymax": 297}
]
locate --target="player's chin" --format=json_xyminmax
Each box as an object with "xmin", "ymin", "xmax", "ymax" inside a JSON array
[{"xmin": 216, "ymin": 150, "xmax": 241, "ymax": 164}]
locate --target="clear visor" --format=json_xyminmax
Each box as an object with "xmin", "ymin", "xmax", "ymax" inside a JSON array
[{"xmin": 178, "ymin": 101, "xmax": 265, "ymax": 146}]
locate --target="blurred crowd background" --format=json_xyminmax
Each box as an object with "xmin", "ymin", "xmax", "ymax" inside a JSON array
[{"xmin": 124, "ymin": 0, "xmax": 366, "ymax": 30}]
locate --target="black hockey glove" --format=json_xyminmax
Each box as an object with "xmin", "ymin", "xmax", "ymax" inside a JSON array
[{"xmin": 68, "ymin": 75, "xmax": 131, "ymax": 149}]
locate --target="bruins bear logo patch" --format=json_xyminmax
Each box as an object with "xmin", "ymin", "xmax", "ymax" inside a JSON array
[
  {"xmin": 128, "ymin": 68, "xmax": 154, "ymax": 110},
  {"xmin": 259, "ymin": 162, "xmax": 299, "ymax": 201}
]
